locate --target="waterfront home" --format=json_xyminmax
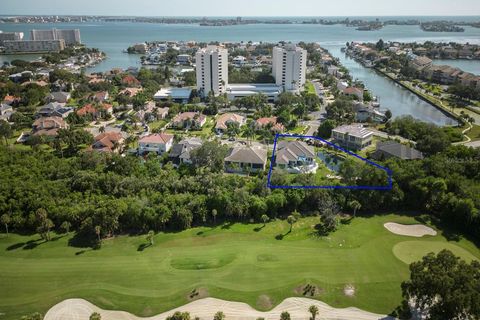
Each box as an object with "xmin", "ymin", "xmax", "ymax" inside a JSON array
[
  {"xmin": 138, "ymin": 133, "xmax": 174, "ymax": 155},
  {"xmin": 274, "ymin": 140, "xmax": 317, "ymax": 174},
  {"xmin": 215, "ymin": 113, "xmax": 246, "ymax": 134},
  {"xmin": 410, "ymin": 56, "xmax": 433, "ymax": 72},
  {"xmin": 47, "ymin": 91, "xmax": 71, "ymax": 104},
  {"xmin": 132, "ymin": 43, "xmax": 147, "ymax": 54},
  {"xmin": 327, "ymin": 65, "xmax": 340, "ymax": 77},
  {"xmin": 224, "ymin": 145, "xmax": 267, "ymax": 174},
  {"xmin": 32, "ymin": 116, "xmax": 68, "ymax": 136},
  {"xmin": 171, "ymin": 112, "xmax": 206, "ymax": 129},
  {"xmin": 331, "ymin": 124, "xmax": 373, "ymax": 150},
  {"xmin": 91, "ymin": 132, "xmax": 124, "ymax": 153},
  {"xmin": 168, "ymin": 137, "xmax": 203, "ymax": 166},
  {"xmin": 353, "ymin": 103, "xmax": 387, "ymax": 123},
  {"xmin": 458, "ymin": 73, "xmax": 480, "ymax": 90},
  {"xmin": 413, "ymin": 47, "xmax": 428, "ymax": 56},
  {"xmin": 371, "ymin": 141, "xmax": 423, "ymax": 160},
  {"xmin": 423, "ymin": 65, "xmax": 462, "ymax": 85},
  {"xmin": 337, "ymin": 81, "xmax": 349, "ymax": 91},
  {"xmin": 342, "ymin": 87, "xmax": 364, "ymax": 101},
  {"xmin": 255, "ymin": 116, "xmax": 285, "ymax": 133}
]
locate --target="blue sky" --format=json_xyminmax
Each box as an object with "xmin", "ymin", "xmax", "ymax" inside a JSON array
[{"xmin": 2, "ymin": 0, "xmax": 480, "ymax": 16}]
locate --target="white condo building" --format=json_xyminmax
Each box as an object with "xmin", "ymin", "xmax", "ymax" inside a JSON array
[
  {"xmin": 196, "ymin": 45, "xmax": 228, "ymax": 97},
  {"xmin": 272, "ymin": 44, "xmax": 307, "ymax": 92},
  {"xmin": 0, "ymin": 31, "xmax": 24, "ymax": 45},
  {"xmin": 31, "ymin": 29, "xmax": 81, "ymax": 45}
]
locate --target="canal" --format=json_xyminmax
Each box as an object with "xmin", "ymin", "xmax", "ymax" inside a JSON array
[{"xmin": 326, "ymin": 46, "xmax": 458, "ymax": 126}]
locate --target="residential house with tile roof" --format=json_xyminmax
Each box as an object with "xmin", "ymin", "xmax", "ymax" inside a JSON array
[
  {"xmin": 215, "ymin": 113, "xmax": 246, "ymax": 134},
  {"xmin": 254, "ymin": 116, "xmax": 285, "ymax": 133},
  {"xmin": 171, "ymin": 112, "xmax": 206, "ymax": 129},
  {"xmin": 332, "ymin": 124, "xmax": 373, "ymax": 150},
  {"xmin": 32, "ymin": 116, "xmax": 68, "ymax": 136},
  {"xmin": 91, "ymin": 132, "xmax": 124, "ymax": 153},
  {"xmin": 138, "ymin": 133, "xmax": 174, "ymax": 155},
  {"xmin": 224, "ymin": 145, "xmax": 267, "ymax": 173},
  {"xmin": 372, "ymin": 141, "xmax": 423, "ymax": 160},
  {"xmin": 168, "ymin": 137, "xmax": 203, "ymax": 166},
  {"xmin": 121, "ymin": 75, "xmax": 141, "ymax": 87},
  {"xmin": 274, "ymin": 140, "xmax": 317, "ymax": 173}
]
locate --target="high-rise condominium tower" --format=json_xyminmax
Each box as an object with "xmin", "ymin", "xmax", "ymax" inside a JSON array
[
  {"xmin": 195, "ymin": 45, "xmax": 228, "ymax": 97},
  {"xmin": 272, "ymin": 44, "xmax": 307, "ymax": 92}
]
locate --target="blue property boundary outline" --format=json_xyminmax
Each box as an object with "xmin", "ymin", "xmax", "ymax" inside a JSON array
[{"xmin": 267, "ymin": 134, "xmax": 393, "ymax": 190}]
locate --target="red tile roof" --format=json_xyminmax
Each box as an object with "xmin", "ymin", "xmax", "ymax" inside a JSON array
[
  {"xmin": 172, "ymin": 112, "xmax": 206, "ymax": 123},
  {"xmin": 121, "ymin": 75, "xmax": 141, "ymax": 86},
  {"xmin": 77, "ymin": 103, "xmax": 112, "ymax": 116},
  {"xmin": 139, "ymin": 133, "xmax": 173, "ymax": 144},
  {"xmin": 76, "ymin": 104, "xmax": 97, "ymax": 116}
]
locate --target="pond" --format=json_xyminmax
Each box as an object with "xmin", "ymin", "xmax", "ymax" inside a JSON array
[{"xmin": 317, "ymin": 149, "xmax": 345, "ymax": 172}]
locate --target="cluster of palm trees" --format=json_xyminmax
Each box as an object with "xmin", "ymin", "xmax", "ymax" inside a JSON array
[{"xmin": 277, "ymin": 305, "xmax": 320, "ymax": 320}]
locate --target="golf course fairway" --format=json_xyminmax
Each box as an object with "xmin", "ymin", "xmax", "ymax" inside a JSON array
[{"xmin": 1, "ymin": 213, "xmax": 479, "ymax": 319}]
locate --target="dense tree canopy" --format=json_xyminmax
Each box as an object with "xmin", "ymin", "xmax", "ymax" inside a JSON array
[{"xmin": 401, "ymin": 250, "xmax": 480, "ymax": 320}]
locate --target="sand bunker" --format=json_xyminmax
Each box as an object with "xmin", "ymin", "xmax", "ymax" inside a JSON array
[
  {"xmin": 384, "ymin": 222, "xmax": 437, "ymax": 237},
  {"xmin": 44, "ymin": 297, "xmax": 394, "ymax": 320}
]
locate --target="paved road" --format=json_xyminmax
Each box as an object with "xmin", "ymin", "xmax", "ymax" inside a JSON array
[
  {"xmin": 464, "ymin": 140, "xmax": 480, "ymax": 148},
  {"xmin": 304, "ymin": 121, "xmax": 319, "ymax": 136}
]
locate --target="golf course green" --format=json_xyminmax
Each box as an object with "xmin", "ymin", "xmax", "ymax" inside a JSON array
[{"xmin": 0, "ymin": 213, "xmax": 479, "ymax": 319}]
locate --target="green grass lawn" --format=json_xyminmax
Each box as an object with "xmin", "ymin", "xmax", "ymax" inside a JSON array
[
  {"xmin": 467, "ymin": 124, "xmax": 480, "ymax": 141},
  {"xmin": 165, "ymin": 117, "xmax": 215, "ymax": 139},
  {"xmin": 1, "ymin": 214, "xmax": 479, "ymax": 319},
  {"xmin": 148, "ymin": 120, "xmax": 167, "ymax": 131},
  {"xmin": 286, "ymin": 125, "xmax": 308, "ymax": 135},
  {"xmin": 305, "ymin": 81, "xmax": 316, "ymax": 95}
]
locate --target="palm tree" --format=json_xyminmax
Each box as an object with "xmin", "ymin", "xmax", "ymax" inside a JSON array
[
  {"xmin": 261, "ymin": 214, "xmax": 269, "ymax": 227},
  {"xmin": 146, "ymin": 230, "xmax": 154, "ymax": 246},
  {"xmin": 213, "ymin": 311, "xmax": 225, "ymax": 320},
  {"xmin": 211, "ymin": 209, "xmax": 218, "ymax": 224},
  {"xmin": 89, "ymin": 312, "xmax": 101, "ymax": 320},
  {"xmin": 280, "ymin": 311, "xmax": 291, "ymax": 320},
  {"xmin": 243, "ymin": 125, "xmax": 255, "ymax": 145},
  {"xmin": 95, "ymin": 225, "xmax": 101, "ymax": 243},
  {"xmin": 0, "ymin": 214, "xmax": 10, "ymax": 237},
  {"xmin": 348, "ymin": 200, "xmax": 361, "ymax": 218},
  {"xmin": 44, "ymin": 219, "xmax": 54, "ymax": 241},
  {"xmin": 99, "ymin": 126, "xmax": 106, "ymax": 134},
  {"xmin": 287, "ymin": 215, "xmax": 296, "ymax": 233},
  {"xmin": 130, "ymin": 114, "xmax": 140, "ymax": 130},
  {"xmin": 292, "ymin": 210, "xmax": 301, "ymax": 221},
  {"xmin": 60, "ymin": 221, "xmax": 72, "ymax": 234},
  {"xmin": 308, "ymin": 305, "xmax": 319, "ymax": 320}
]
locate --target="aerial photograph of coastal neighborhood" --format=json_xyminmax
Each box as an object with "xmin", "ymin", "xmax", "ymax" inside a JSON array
[{"xmin": 0, "ymin": 0, "xmax": 480, "ymax": 319}]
